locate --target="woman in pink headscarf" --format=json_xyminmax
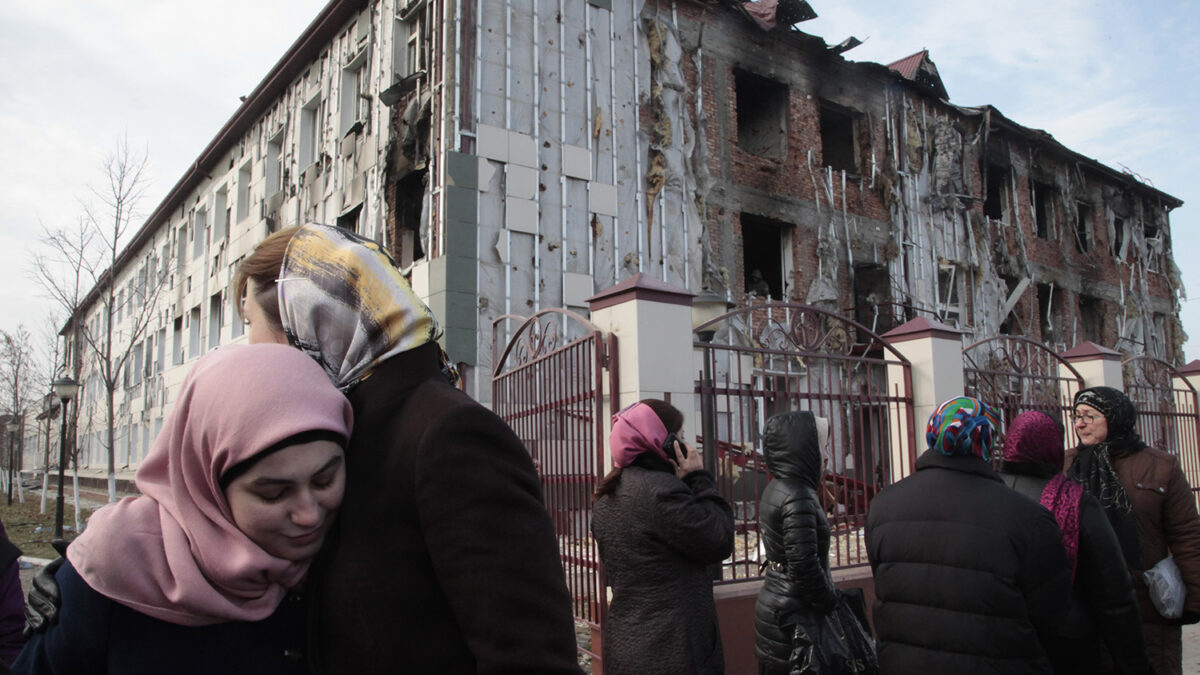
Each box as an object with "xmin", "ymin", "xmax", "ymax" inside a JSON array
[
  {"xmin": 13, "ymin": 344, "xmax": 353, "ymax": 674},
  {"xmin": 591, "ymin": 399, "xmax": 735, "ymax": 675},
  {"xmin": 997, "ymin": 410, "xmax": 1151, "ymax": 675}
]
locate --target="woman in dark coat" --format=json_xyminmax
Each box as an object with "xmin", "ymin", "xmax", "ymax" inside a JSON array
[
  {"xmin": 591, "ymin": 400, "xmax": 735, "ymax": 675},
  {"xmin": 998, "ymin": 410, "xmax": 1152, "ymax": 675},
  {"xmin": 753, "ymin": 411, "xmax": 839, "ymax": 674},
  {"xmin": 13, "ymin": 344, "xmax": 354, "ymax": 674},
  {"xmin": 238, "ymin": 225, "xmax": 582, "ymax": 674},
  {"xmin": 1069, "ymin": 386, "xmax": 1200, "ymax": 675}
]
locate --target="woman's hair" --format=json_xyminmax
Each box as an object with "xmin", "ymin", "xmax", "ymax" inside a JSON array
[
  {"xmin": 232, "ymin": 227, "xmax": 299, "ymax": 330},
  {"xmin": 593, "ymin": 399, "xmax": 683, "ymax": 500}
]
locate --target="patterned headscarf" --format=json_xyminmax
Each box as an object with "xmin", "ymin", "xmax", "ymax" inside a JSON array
[
  {"xmin": 279, "ymin": 224, "xmax": 459, "ymax": 391},
  {"xmin": 1068, "ymin": 386, "xmax": 1142, "ymax": 566},
  {"xmin": 926, "ymin": 396, "xmax": 1001, "ymax": 460},
  {"xmin": 1004, "ymin": 411, "xmax": 1082, "ymax": 579}
]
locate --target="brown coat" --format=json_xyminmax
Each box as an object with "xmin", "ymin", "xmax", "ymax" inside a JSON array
[
  {"xmin": 1113, "ymin": 446, "xmax": 1200, "ymax": 623},
  {"xmin": 308, "ymin": 343, "xmax": 582, "ymax": 674}
]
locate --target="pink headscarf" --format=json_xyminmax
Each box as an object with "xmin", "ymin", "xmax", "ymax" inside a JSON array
[
  {"xmin": 610, "ymin": 402, "xmax": 671, "ymax": 468},
  {"xmin": 68, "ymin": 344, "xmax": 353, "ymax": 626}
]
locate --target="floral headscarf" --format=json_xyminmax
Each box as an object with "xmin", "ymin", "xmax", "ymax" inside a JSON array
[
  {"xmin": 278, "ymin": 224, "xmax": 458, "ymax": 391},
  {"xmin": 926, "ymin": 396, "xmax": 1001, "ymax": 461}
]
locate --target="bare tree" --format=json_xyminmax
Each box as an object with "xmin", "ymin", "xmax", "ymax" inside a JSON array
[
  {"xmin": 32, "ymin": 136, "xmax": 164, "ymax": 502},
  {"xmin": 1, "ymin": 325, "xmax": 41, "ymax": 504}
]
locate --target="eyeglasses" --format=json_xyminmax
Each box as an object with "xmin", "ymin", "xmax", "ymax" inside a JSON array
[{"xmin": 1071, "ymin": 412, "xmax": 1102, "ymax": 424}]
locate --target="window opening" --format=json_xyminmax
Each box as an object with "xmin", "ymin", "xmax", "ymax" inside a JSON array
[
  {"xmin": 983, "ymin": 163, "xmax": 1007, "ymax": 221},
  {"xmin": 734, "ymin": 69, "xmax": 789, "ymax": 159},
  {"xmin": 1032, "ymin": 180, "xmax": 1055, "ymax": 239},
  {"xmin": 741, "ymin": 214, "xmax": 792, "ymax": 301},
  {"xmin": 819, "ymin": 101, "xmax": 858, "ymax": 174},
  {"xmin": 1075, "ymin": 202, "xmax": 1092, "ymax": 253}
]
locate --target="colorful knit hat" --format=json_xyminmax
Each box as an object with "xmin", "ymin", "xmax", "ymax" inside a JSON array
[{"xmin": 926, "ymin": 396, "xmax": 1001, "ymax": 460}]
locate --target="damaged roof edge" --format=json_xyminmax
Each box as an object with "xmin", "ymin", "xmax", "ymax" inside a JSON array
[
  {"xmin": 73, "ymin": 0, "xmax": 367, "ymax": 322},
  {"xmin": 962, "ymin": 104, "xmax": 1184, "ymax": 210},
  {"xmin": 846, "ymin": 54, "xmax": 1183, "ymax": 211}
]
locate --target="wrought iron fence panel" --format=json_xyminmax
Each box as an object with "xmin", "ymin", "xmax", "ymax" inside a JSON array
[{"xmin": 1123, "ymin": 356, "xmax": 1200, "ymax": 506}]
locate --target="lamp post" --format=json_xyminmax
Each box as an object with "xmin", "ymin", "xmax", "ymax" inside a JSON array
[
  {"xmin": 5, "ymin": 418, "xmax": 18, "ymax": 506},
  {"xmin": 51, "ymin": 376, "xmax": 78, "ymax": 540}
]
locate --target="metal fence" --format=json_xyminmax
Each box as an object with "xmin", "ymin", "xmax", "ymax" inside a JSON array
[
  {"xmin": 962, "ymin": 336, "xmax": 1084, "ymax": 450},
  {"xmin": 1123, "ymin": 356, "xmax": 1200, "ymax": 506},
  {"xmin": 491, "ymin": 310, "xmax": 616, "ymax": 655},
  {"xmin": 693, "ymin": 302, "xmax": 915, "ymax": 580}
]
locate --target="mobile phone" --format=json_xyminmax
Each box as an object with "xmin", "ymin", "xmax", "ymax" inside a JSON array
[{"xmin": 662, "ymin": 432, "xmax": 686, "ymax": 462}]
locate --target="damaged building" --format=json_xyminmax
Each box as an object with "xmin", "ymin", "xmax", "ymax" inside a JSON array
[{"xmin": 61, "ymin": 0, "xmax": 1184, "ymax": 470}]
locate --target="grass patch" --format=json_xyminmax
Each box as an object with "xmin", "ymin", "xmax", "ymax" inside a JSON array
[{"xmin": 0, "ymin": 496, "xmax": 93, "ymax": 560}]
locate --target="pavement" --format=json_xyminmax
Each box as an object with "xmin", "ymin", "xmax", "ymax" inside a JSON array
[{"xmin": 1186, "ymin": 622, "xmax": 1200, "ymax": 672}]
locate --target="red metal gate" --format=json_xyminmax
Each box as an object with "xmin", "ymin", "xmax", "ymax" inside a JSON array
[
  {"xmin": 1123, "ymin": 355, "xmax": 1200, "ymax": 506},
  {"xmin": 693, "ymin": 302, "xmax": 916, "ymax": 580},
  {"xmin": 962, "ymin": 336, "xmax": 1085, "ymax": 448},
  {"xmin": 491, "ymin": 309, "xmax": 616, "ymax": 663}
]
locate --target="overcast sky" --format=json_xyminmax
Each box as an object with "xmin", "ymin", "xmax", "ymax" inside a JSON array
[{"xmin": 2, "ymin": 0, "xmax": 1198, "ymax": 371}]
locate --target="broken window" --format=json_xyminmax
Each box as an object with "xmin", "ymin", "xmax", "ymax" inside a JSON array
[
  {"xmin": 999, "ymin": 276, "xmax": 1023, "ymax": 335},
  {"xmin": 236, "ymin": 162, "xmax": 251, "ymax": 222},
  {"xmin": 1079, "ymin": 295, "xmax": 1104, "ymax": 344},
  {"xmin": 853, "ymin": 263, "xmax": 893, "ymax": 334},
  {"xmin": 983, "ymin": 163, "xmax": 1008, "ymax": 221},
  {"xmin": 299, "ymin": 96, "xmax": 322, "ymax": 171},
  {"xmin": 1111, "ymin": 217, "xmax": 1126, "ymax": 259},
  {"xmin": 336, "ymin": 203, "xmax": 363, "ymax": 233},
  {"xmin": 213, "ymin": 187, "xmax": 229, "ymax": 242},
  {"xmin": 188, "ymin": 306, "xmax": 202, "ymax": 359},
  {"xmin": 192, "ymin": 208, "xmax": 208, "ymax": 260},
  {"xmin": 1037, "ymin": 282, "xmax": 1055, "ymax": 342},
  {"xmin": 394, "ymin": 171, "xmax": 426, "ymax": 268},
  {"xmin": 819, "ymin": 101, "xmax": 858, "ymax": 174},
  {"xmin": 395, "ymin": 2, "xmax": 428, "ymax": 80},
  {"xmin": 341, "ymin": 49, "xmax": 369, "ymax": 136},
  {"xmin": 1075, "ymin": 202, "xmax": 1092, "ymax": 253},
  {"xmin": 741, "ymin": 213, "xmax": 793, "ymax": 301},
  {"xmin": 208, "ymin": 293, "xmax": 222, "ymax": 351},
  {"xmin": 734, "ymin": 69, "xmax": 789, "ymax": 159},
  {"xmin": 266, "ymin": 131, "xmax": 284, "ymax": 197},
  {"xmin": 1032, "ymin": 180, "xmax": 1056, "ymax": 239},
  {"xmin": 937, "ymin": 264, "xmax": 962, "ymax": 327}
]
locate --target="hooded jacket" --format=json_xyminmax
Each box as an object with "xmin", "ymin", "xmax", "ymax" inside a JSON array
[{"xmin": 753, "ymin": 412, "xmax": 839, "ymax": 672}]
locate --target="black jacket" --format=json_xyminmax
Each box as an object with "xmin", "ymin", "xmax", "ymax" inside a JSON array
[
  {"xmin": 999, "ymin": 469, "xmax": 1153, "ymax": 675},
  {"xmin": 753, "ymin": 412, "xmax": 839, "ymax": 672},
  {"xmin": 591, "ymin": 456, "xmax": 735, "ymax": 675},
  {"xmin": 13, "ymin": 560, "xmax": 308, "ymax": 674},
  {"xmin": 866, "ymin": 450, "xmax": 1072, "ymax": 674},
  {"xmin": 309, "ymin": 343, "xmax": 582, "ymax": 674}
]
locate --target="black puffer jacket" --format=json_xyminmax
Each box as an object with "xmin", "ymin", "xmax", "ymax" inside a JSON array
[
  {"xmin": 753, "ymin": 412, "xmax": 839, "ymax": 673},
  {"xmin": 999, "ymin": 469, "xmax": 1153, "ymax": 675},
  {"xmin": 866, "ymin": 450, "xmax": 1072, "ymax": 674}
]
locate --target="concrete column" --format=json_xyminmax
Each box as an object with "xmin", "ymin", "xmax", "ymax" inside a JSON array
[
  {"xmin": 588, "ymin": 273, "xmax": 698, "ymax": 471},
  {"xmin": 882, "ymin": 318, "xmax": 965, "ymax": 479},
  {"xmin": 1059, "ymin": 342, "xmax": 1124, "ymax": 391}
]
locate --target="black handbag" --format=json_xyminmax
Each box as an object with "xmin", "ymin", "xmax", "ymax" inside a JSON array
[{"xmin": 787, "ymin": 592, "xmax": 878, "ymax": 674}]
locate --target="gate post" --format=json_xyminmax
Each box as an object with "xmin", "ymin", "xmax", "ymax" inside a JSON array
[
  {"xmin": 1060, "ymin": 342, "xmax": 1124, "ymax": 390},
  {"xmin": 883, "ymin": 318, "xmax": 964, "ymax": 479},
  {"xmin": 588, "ymin": 273, "xmax": 699, "ymax": 470}
]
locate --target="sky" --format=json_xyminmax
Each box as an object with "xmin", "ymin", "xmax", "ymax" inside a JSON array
[{"xmin": 2, "ymin": 0, "xmax": 1198, "ymax": 371}]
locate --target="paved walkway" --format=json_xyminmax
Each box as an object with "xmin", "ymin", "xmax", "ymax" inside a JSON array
[{"xmin": 1186, "ymin": 622, "xmax": 1200, "ymax": 672}]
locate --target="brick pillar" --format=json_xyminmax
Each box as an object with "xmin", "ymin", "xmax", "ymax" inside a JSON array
[{"xmin": 883, "ymin": 318, "xmax": 965, "ymax": 479}]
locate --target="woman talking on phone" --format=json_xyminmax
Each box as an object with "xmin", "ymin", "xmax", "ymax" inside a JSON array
[{"xmin": 591, "ymin": 400, "xmax": 735, "ymax": 675}]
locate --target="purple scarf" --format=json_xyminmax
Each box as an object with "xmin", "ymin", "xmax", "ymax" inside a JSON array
[{"xmin": 1004, "ymin": 410, "xmax": 1082, "ymax": 579}]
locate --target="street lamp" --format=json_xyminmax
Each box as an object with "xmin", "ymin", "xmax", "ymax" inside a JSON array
[
  {"xmin": 51, "ymin": 376, "xmax": 78, "ymax": 539},
  {"xmin": 5, "ymin": 418, "xmax": 18, "ymax": 506}
]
